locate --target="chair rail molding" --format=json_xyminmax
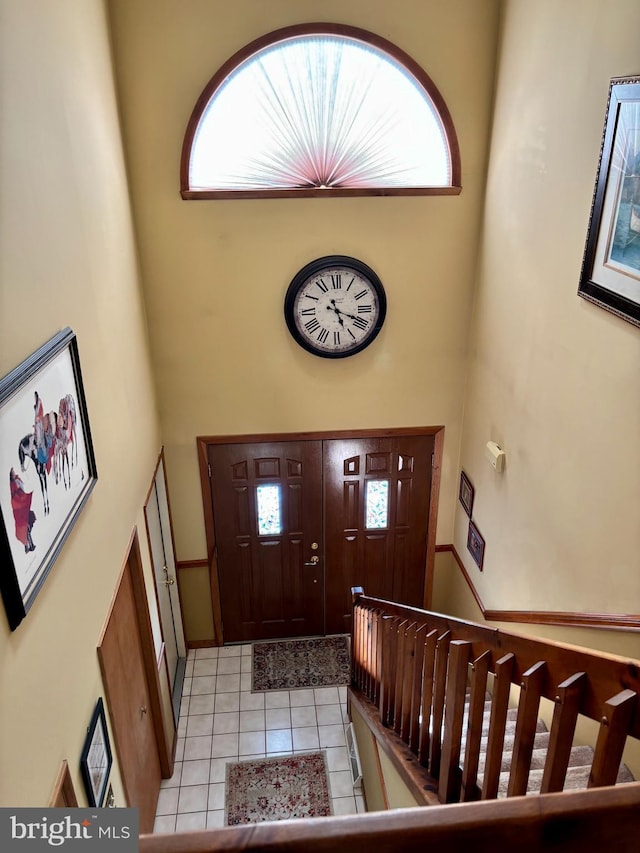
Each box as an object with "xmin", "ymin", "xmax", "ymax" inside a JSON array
[{"xmin": 436, "ymin": 544, "xmax": 640, "ymax": 633}]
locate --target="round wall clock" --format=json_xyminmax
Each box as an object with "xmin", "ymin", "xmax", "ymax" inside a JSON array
[{"xmin": 284, "ymin": 255, "xmax": 387, "ymax": 358}]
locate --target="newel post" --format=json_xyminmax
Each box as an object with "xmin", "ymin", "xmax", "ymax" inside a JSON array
[{"xmin": 350, "ymin": 587, "xmax": 364, "ymax": 692}]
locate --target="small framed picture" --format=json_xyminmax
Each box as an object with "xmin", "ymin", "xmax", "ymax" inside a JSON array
[
  {"xmin": 458, "ymin": 470, "xmax": 474, "ymax": 517},
  {"xmin": 80, "ymin": 698, "xmax": 112, "ymax": 808},
  {"xmin": 467, "ymin": 520, "xmax": 485, "ymax": 571}
]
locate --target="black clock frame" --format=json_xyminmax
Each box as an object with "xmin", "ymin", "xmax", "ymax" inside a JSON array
[{"xmin": 284, "ymin": 255, "xmax": 387, "ymax": 359}]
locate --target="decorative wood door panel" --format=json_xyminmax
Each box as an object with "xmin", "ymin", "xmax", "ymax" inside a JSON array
[
  {"xmin": 209, "ymin": 441, "xmax": 324, "ymax": 642},
  {"xmin": 323, "ymin": 434, "xmax": 434, "ymax": 634}
]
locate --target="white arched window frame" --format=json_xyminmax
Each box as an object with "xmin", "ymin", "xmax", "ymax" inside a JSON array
[{"xmin": 180, "ymin": 24, "xmax": 461, "ymax": 199}]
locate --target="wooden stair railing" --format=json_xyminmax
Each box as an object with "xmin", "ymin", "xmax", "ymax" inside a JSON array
[
  {"xmin": 350, "ymin": 588, "xmax": 639, "ymax": 805},
  {"xmin": 140, "ymin": 784, "xmax": 640, "ymax": 853}
]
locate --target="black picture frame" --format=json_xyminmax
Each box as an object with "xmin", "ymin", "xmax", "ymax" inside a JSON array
[
  {"xmin": 0, "ymin": 328, "xmax": 97, "ymax": 630},
  {"xmin": 467, "ymin": 520, "xmax": 485, "ymax": 571},
  {"xmin": 80, "ymin": 698, "xmax": 112, "ymax": 808},
  {"xmin": 458, "ymin": 470, "xmax": 474, "ymax": 517},
  {"xmin": 578, "ymin": 76, "xmax": 640, "ymax": 327}
]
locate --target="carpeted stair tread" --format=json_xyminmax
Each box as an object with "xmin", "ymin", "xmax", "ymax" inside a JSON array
[
  {"xmin": 461, "ymin": 700, "xmax": 636, "ymax": 795},
  {"xmin": 486, "ymin": 761, "xmax": 636, "ymax": 798},
  {"xmin": 460, "ymin": 709, "xmax": 548, "ymax": 744},
  {"xmin": 470, "ymin": 729, "xmax": 552, "ymax": 756},
  {"xmin": 476, "ymin": 743, "xmax": 594, "ymax": 775}
]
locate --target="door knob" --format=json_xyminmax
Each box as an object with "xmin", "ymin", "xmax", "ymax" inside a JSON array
[{"xmin": 305, "ymin": 555, "xmax": 320, "ymax": 566}]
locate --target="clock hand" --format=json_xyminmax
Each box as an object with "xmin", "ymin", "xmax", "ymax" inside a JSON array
[
  {"xmin": 329, "ymin": 301, "xmax": 358, "ymax": 322},
  {"xmin": 326, "ymin": 303, "xmax": 345, "ymax": 327}
]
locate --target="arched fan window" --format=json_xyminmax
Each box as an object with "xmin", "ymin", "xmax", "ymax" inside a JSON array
[{"xmin": 180, "ymin": 24, "xmax": 461, "ymax": 199}]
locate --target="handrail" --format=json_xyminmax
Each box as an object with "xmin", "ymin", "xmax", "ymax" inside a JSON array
[
  {"xmin": 140, "ymin": 783, "xmax": 640, "ymax": 853},
  {"xmin": 351, "ymin": 588, "xmax": 639, "ymax": 804}
]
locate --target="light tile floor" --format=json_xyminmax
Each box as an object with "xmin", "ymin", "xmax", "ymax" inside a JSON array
[{"xmin": 154, "ymin": 643, "xmax": 366, "ymax": 832}]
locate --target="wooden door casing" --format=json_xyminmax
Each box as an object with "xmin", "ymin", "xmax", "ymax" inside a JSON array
[
  {"xmin": 145, "ymin": 454, "xmax": 186, "ymax": 695},
  {"xmin": 98, "ymin": 531, "xmax": 165, "ymax": 833},
  {"xmin": 209, "ymin": 441, "xmax": 324, "ymax": 642}
]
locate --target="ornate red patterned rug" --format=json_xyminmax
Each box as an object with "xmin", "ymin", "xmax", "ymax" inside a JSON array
[
  {"xmin": 252, "ymin": 636, "xmax": 350, "ymax": 692},
  {"xmin": 225, "ymin": 752, "xmax": 332, "ymax": 825}
]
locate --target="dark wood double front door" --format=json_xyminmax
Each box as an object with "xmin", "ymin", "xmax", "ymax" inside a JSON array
[{"xmin": 205, "ymin": 431, "xmax": 437, "ymax": 643}]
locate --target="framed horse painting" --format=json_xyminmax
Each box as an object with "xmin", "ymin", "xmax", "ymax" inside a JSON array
[{"xmin": 0, "ymin": 328, "xmax": 97, "ymax": 630}]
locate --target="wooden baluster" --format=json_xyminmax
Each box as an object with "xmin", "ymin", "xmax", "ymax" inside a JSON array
[
  {"xmin": 588, "ymin": 689, "xmax": 637, "ymax": 788},
  {"xmin": 362, "ymin": 605, "xmax": 370, "ymax": 693},
  {"xmin": 439, "ymin": 640, "xmax": 471, "ymax": 803},
  {"xmin": 540, "ymin": 672, "xmax": 586, "ymax": 793},
  {"xmin": 367, "ymin": 608, "xmax": 375, "ymax": 703},
  {"xmin": 380, "ymin": 616, "xmax": 399, "ymax": 727},
  {"xmin": 481, "ymin": 652, "xmax": 515, "ymax": 800},
  {"xmin": 507, "ymin": 660, "xmax": 547, "ymax": 797},
  {"xmin": 371, "ymin": 609, "xmax": 380, "ymax": 705},
  {"xmin": 361, "ymin": 606, "xmax": 369, "ymax": 694},
  {"xmin": 428, "ymin": 630, "xmax": 451, "ymax": 779},
  {"xmin": 393, "ymin": 620, "xmax": 408, "ymax": 736},
  {"xmin": 409, "ymin": 623, "xmax": 427, "ymax": 755},
  {"xmin": 418, "ymin": 628, "xmax": 439, "ymax": 766},
  {"xmin": 461, "ymin": 650, "xmax": 491, "ymax": 802},
  {"xmin": 351, "ymin": 604, "xmax": 361, "ymax": 689},
  {"xmin": 400, "ymin": 622, "xmax": 417, "ymax": 743}
]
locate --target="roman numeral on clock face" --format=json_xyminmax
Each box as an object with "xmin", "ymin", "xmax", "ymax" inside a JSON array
[
  {"xmin": 317, "ymin": 327, "xmax": 330, "ymax": 344},
  {"xmin": 358, "ymin": 304, "xmax": 372, "ymax": 313},
  {"xmin": 353, "ymin": 316, "xmax": 369, "ymax": 331},
  {"xmin": 305, "ymin": 318, "xmax": 321, "ymax": 333},
  {"xmin": 354, "ymin": 289, "xmax": 369, "ymax": 300},
  {"xmin": 300, "ymin": 307, "xmax": 316, "ymax": 316},
  {"xmin": 316, "ymin": 279, "xmax": 329, "ymax": 293},
  {"xmin": 330, "ymin": 274, "xmax": 342, "ymax": 289}
]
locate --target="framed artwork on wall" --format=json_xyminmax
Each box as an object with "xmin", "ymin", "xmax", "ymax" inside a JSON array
[
  {"xmin": 458, "ymin": 470, "xmax": 474, "ymax": 517},
  {"xmin": 0, "ymin": 328, "xmax": 97, "ymax": 630},
  {"xmin": 467, "ymin": 520, "xmax": 485, "ymax": 571},
  {"xmin": 80, "ymin": 698, "xmax": 112, "ymax": 808},
  {"xmin": 578, "ymin": 76, "xmax": 640, "ymax": 327}
]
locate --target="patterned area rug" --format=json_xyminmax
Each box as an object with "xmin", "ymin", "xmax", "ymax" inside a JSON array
[
  {"xmin": 252, "ymin": 636, "xmax": 350, "ymax": 692},
  {"xmin": 225, "ymin": 752, "xmax": 332, "ymax": 825}
]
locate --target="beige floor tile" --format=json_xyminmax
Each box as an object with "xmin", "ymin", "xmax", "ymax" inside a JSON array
[
  {"xmin": 175, "ymin": 812, "xmax": 207, "ymax": 831},
  {"xmin": 292, "ymin": 726, "xmax": 320, "ymax": 750},
  {"xmin": 265, "ymin": 707, "xmax": 291, "ymax": 730}
]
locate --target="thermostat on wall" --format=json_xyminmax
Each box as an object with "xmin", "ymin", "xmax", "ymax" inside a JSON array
[{"xmin": 485, "ymin": 441, "xmax": 505, "ymax": 472}]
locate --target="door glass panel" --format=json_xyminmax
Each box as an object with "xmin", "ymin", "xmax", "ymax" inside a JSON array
[
  {"xmin": 256, "ymin": 484, "xmax": 282, "ymax": 535},
  {"xmin": 365, "ymin": 479, "xmax": 389, "ymax": 529}
]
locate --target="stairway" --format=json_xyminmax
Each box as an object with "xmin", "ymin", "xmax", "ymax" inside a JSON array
[{"xmin": 468, "ymin": 702, "xmax": 635, "ymax": 797}]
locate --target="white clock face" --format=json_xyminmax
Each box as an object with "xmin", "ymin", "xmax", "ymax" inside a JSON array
[{"xmin": 285, "ymin": 257, "xmax": 386, "ymax": 358}]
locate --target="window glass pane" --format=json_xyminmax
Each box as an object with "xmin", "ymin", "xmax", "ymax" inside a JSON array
[
  {"xmin": 365, "ymin": 479, "xmax": 389, "ymax": 529},
  {"xmin": 188, "ymin": 32, "xmax": 452, "ymax": 192},
  {"xmin": 256, "ymin": 484, "xmax": 282, "ymax": 535}
]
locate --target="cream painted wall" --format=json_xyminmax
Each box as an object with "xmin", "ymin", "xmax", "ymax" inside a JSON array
[
  {"xmin": 454, "ymin": 0, "xmax": 640, "ymax": 616},
  {"xmin": 107, "ymin": 1, "xmax": 501, "ymax": 603},
  {"xmin": 0, "ymin": 0, "xmax": 162, "ymax": 807}
]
